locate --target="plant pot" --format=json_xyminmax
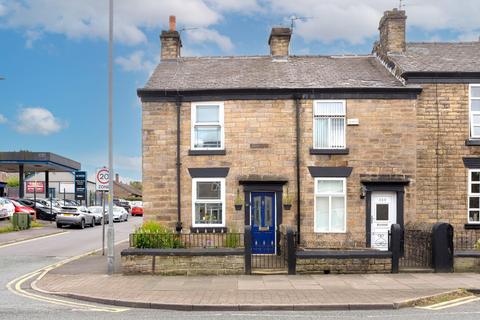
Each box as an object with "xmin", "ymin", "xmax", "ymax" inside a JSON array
[
  {"xmin": 234, "ymin": 204, "xmax": 243, "ymax": 211},
  {"xmin": 283, "ymin": 204, "xmax": 292, "ymax": 210}
]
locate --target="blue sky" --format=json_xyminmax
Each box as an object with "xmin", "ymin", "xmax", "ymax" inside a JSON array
[{"xmin": 0, "ymin": 0, "xmax": 479, "ymax": 182}]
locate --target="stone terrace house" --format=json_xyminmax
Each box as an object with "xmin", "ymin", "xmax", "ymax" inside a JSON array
[{"xmin": 138, "ymin": 10, "xmax": 480, "ymax": 254}]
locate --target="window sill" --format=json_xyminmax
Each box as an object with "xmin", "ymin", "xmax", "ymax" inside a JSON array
[
  {"xmin": 465, "ymin": 139, "xmax": 480, "ymax": 146},
  {"xmin": 464, "ymin": 223, "xmax": 480, "ymax": 229},
  {"xmin": 310, "ymin": 148, "xmax": 349, "ymax": 155},
  {"xmin": 190, "ymin": 227, "xmax": 228, "ymax": 233},
  {"xmin": 188, "ymin": 149, "xmax": 226, "ymax": 156}
]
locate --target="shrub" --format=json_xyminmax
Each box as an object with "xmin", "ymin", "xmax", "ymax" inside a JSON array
[
  {"xmin": 132, "ymin": 221, "xmax": 183, "ymax": 249},
  {"xmin": 225, "ymin": 230, "xmax": 241, "ymax": 248},
  {"xmin": 475, "ymin": 239, "xmax": 480, "ymax": 251}
]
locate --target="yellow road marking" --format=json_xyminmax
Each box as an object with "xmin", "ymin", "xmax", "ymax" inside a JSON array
[
  {"xmin": 0, "ymin": 231, "xmax": 69, "ymax": 249},
  {"xmin": 6, "ymin": 239, "xmax": 130, "ymax": 313},
  {"xmin": 417, "ymin": 295, "xmax": 480, "ymax": 310}
]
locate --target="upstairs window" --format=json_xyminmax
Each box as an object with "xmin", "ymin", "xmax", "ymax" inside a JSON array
[
  {"xmin": 468, "ymin": 170, "xmax": 480, "ymax": 224},
  {"xmin": 470, "ymin": 84, "xmax": 480, "ymax": 138},
  {"xmin": 313, "ymin": 100, "xmax": 346, "ymax": 149},
  {"xmin": 191, "ymin": 102, "xmax": 224, "ymax": 150},
  {"xmin": 192, "ymin": 178, "xmax": 225, "ymax": 227}
]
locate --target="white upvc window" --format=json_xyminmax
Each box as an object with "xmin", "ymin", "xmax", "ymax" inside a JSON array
[
  {"xmin": 469, "ymin": 84, "xmax": 480, "ymax": 138},
  {"xmin": 468, "ymin": 169, "xmax": 480, "ymax": 224},
  {"xmin": 192, "ymin": 178, "xmax": 226, "ymax": 227},
  {"xmin": 313, "ymin": 100, "xmax": 346, "ymax": 149},
  {"xmin": 191, "ymin": 102, "xmax": 224, "ymax": 150},
  {"xmin": 314, "ymin": 178, "xmax": 347, "ymax": 233}
]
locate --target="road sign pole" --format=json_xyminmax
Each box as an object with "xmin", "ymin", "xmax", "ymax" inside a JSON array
[
  {"xmin": 102, "ymin": 191, "xmax": 106, "ymax": 256},
  {"xmin": 107, "ymin": 0, "xmax": 115, "ymax": 275}
]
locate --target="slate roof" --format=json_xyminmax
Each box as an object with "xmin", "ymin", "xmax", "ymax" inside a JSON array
[
  {"xmin": 388, "ymin": 42, "xmax": 480, "ymax": 74},
  {"xmin": 144, "ymin": 55, "xmax": 407, "ymax": 91}
]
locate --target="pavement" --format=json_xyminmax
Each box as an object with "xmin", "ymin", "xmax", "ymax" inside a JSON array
[
  {"xmin": 34, "ymin": 244, "xmax": 480, "ymax": 311},
  {"xmin": 0, "ymin": 220, "xmax": 65, "ymax": 246}
]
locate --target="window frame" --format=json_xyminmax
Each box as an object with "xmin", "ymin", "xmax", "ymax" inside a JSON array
[
  {"xmin": 191, "ymin": 101, "xmax": 225, "ymax": 150},
  {"xmin": 313, "ymin": 177, "xmax": 347, "ymax": 233},
  {"xmin": 469, "ymin": 84, "xmax": 480, "ymax": 139},
  {"xmin": 312, "ymin": 100, "xmax": 347, "ymax": 149},
  {"xmin": 191, "ymin": 177, "xmax": 226, "ymax": 227},
  {"xmin": 467, "ymin": 169, "xmax": 480, "ymax": 224}
]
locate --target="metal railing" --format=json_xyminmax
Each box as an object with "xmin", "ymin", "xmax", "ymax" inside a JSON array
[
  {"xmin": 454, "ymin": 230, "xmax": 480, "ymax": 251},
  {"xmin": 249, "ymin": 230, "xmax": 297, "ymax": 272},
  {"xmin": 129, "ymin": 232, "xmax": 244, "ymax": 249},
  {"xmin": 399, "ymin": 229, "xmax": 433, "ymax": 269}
]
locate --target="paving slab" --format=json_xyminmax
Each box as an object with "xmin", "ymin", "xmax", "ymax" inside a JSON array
[{"xmin": 31, "ymin": 244, "xmax": 480, "ymax": 311}]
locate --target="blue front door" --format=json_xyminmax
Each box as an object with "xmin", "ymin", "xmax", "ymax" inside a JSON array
[{"xmin": 251, "ymin": 192, "xmax": 276, "ymax": 254}]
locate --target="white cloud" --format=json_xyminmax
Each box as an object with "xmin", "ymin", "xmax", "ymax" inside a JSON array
[
  {"xmin": 186, "ymin": 28, "xmax": 234, "ymax": 52},
  {"xmin": 0, "ymin": 2, "xmax": 6, "ymax": 17},
  {"xmin": 16, "ymin": 107, "xmax": 66, "ymax": 135},
  {"xmin": 265, "ymin": 0, "xmax": 480, "ymax": 44},
  {"xmin": 0, "ymin": 113, "xmax": 7, "ymax": 124},
  {"xmin": 0, "ymin": 0, "xmax": 221, "ymax": 46},
  {"xmin": 206, "ymin": 0, "xmax": 261, "ymax": 13},
  {"xmin": 25, "ymin": 29, "xmax": 42, "ymax": 48},
  {"xmin": 115, "ymin": 50, "xmax": 156, "ymax": 72}
]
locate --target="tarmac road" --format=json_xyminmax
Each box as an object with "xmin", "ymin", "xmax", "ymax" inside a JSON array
[{"xmin": 0, "ymin": 216, "xmax": 479, "ymax": 319}]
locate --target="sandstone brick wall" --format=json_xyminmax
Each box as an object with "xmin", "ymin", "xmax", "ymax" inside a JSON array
[
  {"xmin": 122, "ymin": 254, "xmax": 244, "ymax": 276},
  {"xmin": 296, "ymin": 257, "xmax": 392, "ymax": 274},
  {"xmin": 415, "ymin": 83, "xmax": 478, "ymax": 230},
  {"xmin": 142, "ymin": 98, "xmax": 416, "ymax": 247}
]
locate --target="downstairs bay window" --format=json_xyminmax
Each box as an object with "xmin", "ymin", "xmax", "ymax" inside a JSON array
[
  {"xmin": 192, "ymin": 178, "xmax": 225, "ymax": 227},
  {"xmin": 468, "ymin": 170, "xmax": 480, "ymax": 224},
  {"xmin": 314, "ymin": 178, "xmax": 346, "ymax": 233}
]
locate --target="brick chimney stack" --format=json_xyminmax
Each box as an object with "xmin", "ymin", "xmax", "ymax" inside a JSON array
[
  {"xmin": 160, "ymin": 15, "xmax": 182, "ymax": 60},
  {"xmin": 378, "ymin": 8, "xmax": 406, "ymax": 53},
  {"xmin": 268, "ymin": 27, "xmax": 292, "ymax": 56}
]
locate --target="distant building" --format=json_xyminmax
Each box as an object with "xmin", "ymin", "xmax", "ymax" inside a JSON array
[{"xmin": 113, "ymin": 174, "xmax": 142, "ymax": 200}]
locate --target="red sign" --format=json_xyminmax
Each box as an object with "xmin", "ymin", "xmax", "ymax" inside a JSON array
[{"xmin": 26, "ymin": 181, "xmax": 45, "ymax": 193}]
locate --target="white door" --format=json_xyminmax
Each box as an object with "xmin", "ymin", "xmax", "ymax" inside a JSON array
[{"xmin": 371, "ymin": 192, "xmax": 397, "ymax": 251}]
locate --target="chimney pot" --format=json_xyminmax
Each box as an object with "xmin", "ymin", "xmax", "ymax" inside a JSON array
[
  {"xmin": 115, "ymin": 173, "xmax": 119, "ymax": 183},
  {"xmin": 160, "ymin": 15, "xmax": 182, "ymax": 60},
  {"xmin": 169, "ymin": 15, "xmax": 176, "ymax": 31},
  {"xmin": 268, "ymin": 27, "xmax": 292, "ymax": 57}
]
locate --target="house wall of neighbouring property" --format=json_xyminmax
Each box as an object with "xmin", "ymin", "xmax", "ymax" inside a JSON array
[
  {"xmin": 142, "ymin": 98, "xmax": 417, "ymax": 248},
  {"xmin": 415, "ymin": 83, "xmax": 480, "ymax": 231}
]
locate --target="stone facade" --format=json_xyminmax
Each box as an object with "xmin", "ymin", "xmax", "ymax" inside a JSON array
[
  {"xmin": 415, "ymin": 83, "xmax": 478, "ymax": 230},
  {"xmin": 122, "ymin": 254, "xmax": 244, "ymax": 276},
  {"xmin": 296, "ymin": 257, "xmax": 392, "ymax": 274},
  {"xmin": 142, "ymin": 97, "xmax": 417, "ymax": 248}
]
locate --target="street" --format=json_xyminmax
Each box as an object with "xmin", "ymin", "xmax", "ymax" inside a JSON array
[{"xmin": 0, "ymin": 216, "xmax": 478, "ymax": 319}]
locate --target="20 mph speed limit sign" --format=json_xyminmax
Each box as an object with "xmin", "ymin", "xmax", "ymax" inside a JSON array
[{"xmin": 96, "ymin": 167, "xmax": 110, "ymax": 191}]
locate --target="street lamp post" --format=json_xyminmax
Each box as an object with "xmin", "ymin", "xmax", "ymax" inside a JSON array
[{"xmin": 107, "ymin": 0, "xmax": 115, "ymax": 275}]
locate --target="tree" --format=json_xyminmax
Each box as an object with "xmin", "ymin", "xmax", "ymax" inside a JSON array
[
  {"xmin": 130, "ymin": 181, "xmax": 142, "ymax": 191},
  {"xmin": 6, "ymin": 176, "xmax": 19, "ymax": 187}
]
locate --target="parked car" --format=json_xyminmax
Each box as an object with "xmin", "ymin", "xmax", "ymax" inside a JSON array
[
  {"xmin": 9, "ymin": 199, "xmax": 36, "ymax": 217},
  {"xmin": 131, "ymin": 206, "xmax": 143, "ymax": 216},
  {"xmin": 16, "ymin": 199, "xmax": 57, "ymax": 221},
  {"xmin": 86, "ymin": 206, "xmax": 105, "ymax": 225},
  {"xmin": 56, "ymin": 206, "xmax": 95, "ymax": 229},
  {"xmin": 0, "ymin": 197, "xmax": 15, "ymax": 219},
  {"xmin": 114, "ymin": 199, "xmax": 131, "ymax": 213},
  {"xmin": 112, "ymin": 206, "xmax": 129, "ymax": 222}
]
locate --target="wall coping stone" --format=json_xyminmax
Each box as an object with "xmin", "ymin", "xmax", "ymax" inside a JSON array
[
  {"xmin": 121, "ymin": 248, "xmax": 244, "ymax": 257},
  {"xmin": 297, "ymin": 249, "xmax": 392, "ymax": 259},
  {"xmin": 454, "ymin": 250, "xmax": 480, "ymax": 258}
]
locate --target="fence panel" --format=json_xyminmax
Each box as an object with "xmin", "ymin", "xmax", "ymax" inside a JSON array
[
  {"xmin": 454, "ymin": 230, "xmax": 480, "ymax": 251},
  {"xmin": 129, "ymin": 232, "xmax": 244, "ymax": 249}
]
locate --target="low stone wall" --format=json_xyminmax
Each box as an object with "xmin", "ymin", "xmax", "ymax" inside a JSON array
[
  {"xmin": 121, "ymin": 248, "xmax": 245, "ymax": 276},
  {"xmin": 296, "ymin": 250, "xmax": 392, "ymax": 274},
  {"xmin": 454, "ymin": 252, "xmax": 480, "ymax": 273}
]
